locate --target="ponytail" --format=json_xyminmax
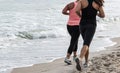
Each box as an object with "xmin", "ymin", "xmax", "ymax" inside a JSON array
[{"xmin": 94, "ymin": 0, "xmax": 104, "ymax": 6}]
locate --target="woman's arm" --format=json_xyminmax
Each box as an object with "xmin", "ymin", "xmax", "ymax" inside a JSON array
[
  {"xmin": 97, "ymin": 6, "xmax": 105, "ymax": 18},
  {"xmin": 62, "ymin": 3, "xmax": 71, "ymax": 15},
  {"xmin": 76, "ymin": 0, "xmax": 82, "ymax": 17}
]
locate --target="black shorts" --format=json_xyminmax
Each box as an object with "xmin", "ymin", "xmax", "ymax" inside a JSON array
[{"xmin": 80, "ymin": 21, "xmax": 96, "ymax": 46}]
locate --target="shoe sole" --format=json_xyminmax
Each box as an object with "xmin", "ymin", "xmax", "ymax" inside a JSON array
[
  {"xmin": 64, "ymin": 60, "xmax": 72, "ymax": 65},
  {"xmin": 75, "ymin": 58, "xmax": 81, "ymax": 71}
]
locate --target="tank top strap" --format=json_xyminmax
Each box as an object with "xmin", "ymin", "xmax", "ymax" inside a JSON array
[{"xmin": 73, "ymin": 1, "xmax": 77, "ymax": 8}]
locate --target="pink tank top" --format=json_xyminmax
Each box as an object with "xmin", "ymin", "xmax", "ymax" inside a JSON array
[{"xmin": 67, "ymin": 1, "xmax": 81, "ymax": 26}]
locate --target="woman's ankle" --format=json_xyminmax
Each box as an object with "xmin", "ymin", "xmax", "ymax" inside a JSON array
[
  {"xmin": 85, "ymin": 60, "xmax": 88, "ymax": 64},
  {"xmin": 73, "ymin": 55, "xmax": 77, "ymax": 57},
  {"xmin": 66, "ymin": 53, "xmax": 71, "ymax": 59}
]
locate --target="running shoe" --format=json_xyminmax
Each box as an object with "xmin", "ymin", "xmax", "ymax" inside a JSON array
[
  {"xmin": 64, "ymin": 58, "xmax": 72, "ymax": 65},
  {"xmin": 73, "ymin": 56, "xmax": 77, "ymax": 61},
  {"xmin": 75, "ymin": 58, "xmax": 82, "ymax": 71},
  {"xmin": 83, "ymin": 62, "xmax": 89, "ymax": 68}
]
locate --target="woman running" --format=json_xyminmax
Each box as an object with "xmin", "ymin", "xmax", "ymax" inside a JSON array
[
  {"xmin": 75, "ymin": 0, "xmax": 105, "ymax": 71},
  {"xmin": 62, "ymin": 0, "xmax": 81, "ymax": 65}
]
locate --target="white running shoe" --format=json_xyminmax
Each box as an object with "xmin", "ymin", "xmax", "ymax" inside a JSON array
[
  {"xmin": 64, "ymin": 58, "xmax": 72, "ymax": 65},
  {"xmin": 83, "ymin": 62, "xmax": 89, "ymax": 68}
]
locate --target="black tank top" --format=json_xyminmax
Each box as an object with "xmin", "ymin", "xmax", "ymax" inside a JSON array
[{"xmin": 81, "ymin": 0, "xmax": 97, "ymax": 21}]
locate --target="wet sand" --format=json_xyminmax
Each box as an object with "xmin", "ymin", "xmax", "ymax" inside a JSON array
[{"xmin": 11, "ymin": 37, "xmax": 120, "ymax": 73}]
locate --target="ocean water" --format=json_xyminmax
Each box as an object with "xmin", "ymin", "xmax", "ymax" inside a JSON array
[{"xmin": 0, "ymin": 0, "xmax": 120, "ymax": 73}]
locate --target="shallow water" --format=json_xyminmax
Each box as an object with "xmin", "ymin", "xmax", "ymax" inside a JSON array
[{"xmin": 0, "ymin": 0, "xmax": 120, "ymax": 72}]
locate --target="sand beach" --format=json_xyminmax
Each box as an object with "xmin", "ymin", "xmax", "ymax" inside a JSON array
[{"xmin": 11, "ymin": 37, "xmax": 120, "ymax": 73}]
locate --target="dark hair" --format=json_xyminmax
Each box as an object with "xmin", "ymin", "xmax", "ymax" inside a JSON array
[{"xmin": 94, "ymin": 0, "xmax": 104, "ymax": 6}]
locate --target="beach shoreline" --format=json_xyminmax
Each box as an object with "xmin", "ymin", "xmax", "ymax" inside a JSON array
[{"xmin": 10, "ymin": 37, "xmax": 120, "ymax": 73}]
